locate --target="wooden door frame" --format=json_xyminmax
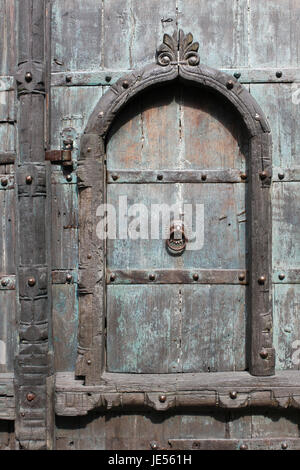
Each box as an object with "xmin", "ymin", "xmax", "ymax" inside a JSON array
[{"xmin": 55, "ymin": 31, "xmax": 298, "ymax": 418}]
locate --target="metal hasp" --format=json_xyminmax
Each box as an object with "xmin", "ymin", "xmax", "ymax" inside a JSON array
[
  {"xmin": 166, "ymin": 221, "xmax": 187, "ymax": 255},
  {"xmin": 15, "ymin": 0, "xmax": 53, "ymax": 450},
  {"xmin": 45, "ymin": 140, "xmax": 73, "ymax": 168}
]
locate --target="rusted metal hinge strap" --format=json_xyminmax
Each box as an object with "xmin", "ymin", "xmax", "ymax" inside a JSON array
[{"xmin": 45, "ymin": 140, "xmax": 73, "ymax": 167}]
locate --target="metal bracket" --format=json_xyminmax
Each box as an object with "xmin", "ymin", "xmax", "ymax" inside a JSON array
[{"xmin": 45, "ymin": 140, "xmax": 73, "ymax": 168}]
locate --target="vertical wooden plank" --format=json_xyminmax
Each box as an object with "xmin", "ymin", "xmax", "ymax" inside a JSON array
[
  {"xmin": 250, "ymin": 84, "xmax": 300, "ymax": 169},
  {"xmin": 52, "ymin": 285, "xmax": 78, "ymax": 372},
  {"xmin": 177, "ymin": 0, "xmax": 249, "ymax": 68},
  {"xmin": 250, "ymin": 0, "xmax": 300, "ymax": 68},
  {"xmin": 51, "ymin": 0, "xmax": 102, "ymax": 73},
  {"xmin": 0, "ymin": 0, "xmax": 16, "ymax": 75}
]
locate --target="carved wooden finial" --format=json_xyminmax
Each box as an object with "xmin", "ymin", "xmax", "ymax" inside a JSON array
[{"xmin": 157, "ymin": 29, "xmax": 200, "ymax": 66}]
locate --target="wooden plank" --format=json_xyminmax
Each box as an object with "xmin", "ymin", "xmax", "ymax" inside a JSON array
[
  {"xmin": 107, "ymin": 270, "xmax": 248, "ymax": 285},
  {"xmin": 107, "ymin": 169, "xmax": 246, "ymax": 184},
  {"xmin": 250, "ymin": 0, "xmax": 300, "ymax": 68},
  {"xmin": 0, "ymin": 188, "xmax": 15, "ymax": 274},
  {"xmin": 273, "ymin": 285, "xmax": 300, "ymax": 371},
  {"xmin": 273, "ymin": 182, "xmax": 300, "ymax": 270},
  {"xmin": 169, "ymin": 438, "xmax": 300, "ymax": 450},
  {"xmin": 250, "ymin": 84, "xmax": 300, "ymax": 168},
  {"xmin": 181, "ymin": 285, "xmax": 247, "ymax": 372},
  {"xmin": 107, "ymin": 285, "xmax": 181, "ymax": 373},
  {"xmin": 0, "ymin": 291, "xmax": 16, "ymax": 373},
  {"xmin": 51, "ymin": 181, "xmax": 78, "ymax": 270},
  {"xmin": 177, "ymin": 0, "xmax": 248, "ymax": 68},
  {"xmin": 51, "ymin": 0, "xmax": 102, "ymax": 73},
  {"xmin": 0, "ymin": 0, "xmax": 16, "ymax": 75},
  {"xmin": 52, "ymin": 284, "xmax": 78, "ymax": 372}
]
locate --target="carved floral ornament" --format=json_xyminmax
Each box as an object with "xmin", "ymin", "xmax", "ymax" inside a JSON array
[{"xmin": 157, "ymin": 29, "xmax": 200, "ymax": 66}]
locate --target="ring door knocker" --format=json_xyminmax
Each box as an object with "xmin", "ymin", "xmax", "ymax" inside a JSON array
[{"xmin": 166, "ymin": 220, "xmax": 188, "ymax": 256}]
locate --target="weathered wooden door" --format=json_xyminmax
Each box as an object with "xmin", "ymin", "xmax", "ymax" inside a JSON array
[{"xmin": 1, "ymin": 0, "xmax": 300, "ymax": 451}]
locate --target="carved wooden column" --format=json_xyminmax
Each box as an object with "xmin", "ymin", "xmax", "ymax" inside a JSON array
[{"xmin": 15, "ymin": 0, "xmax": 53, "ymax": 449}]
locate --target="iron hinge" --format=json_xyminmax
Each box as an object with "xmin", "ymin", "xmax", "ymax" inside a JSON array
[{"xmin": 45, "ymin": 140, "xmax": 73, "ymax": 168}]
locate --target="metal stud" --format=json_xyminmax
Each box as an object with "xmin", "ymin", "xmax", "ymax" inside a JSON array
[
  {"xmin": 230, "ymin": 391, "xmax": 237, "ymax": 400},
  {"xmin": 87, "ymin": 254, "xmax": 92, "ymax": 260},
  {"xmin": 276, "ymin": 71, "xmax": 282, "ymax": 78},
  {"xmin": 1, "ymin": 279, "xmax": 7, "ymax": 287},
  {"xmin": 278, "ymin": 172, "xmax": 285, "ymax": 180},
  {"xmin": 255, "ymin": 113, "xmax": 260, "ymax": 121},
  {"xmin": 25, "ymin": 72, "xmax": 32, "ymax": 82},
  {"xmin": 258, "ymin": 276, "xmax": 266, "ymax": 285},
  {"xmin": 260, "ymin": 349, "xmax": 269, "ymax": 359},
  {"xmin": 238, "ymin": 273, "xmax": 245, "ymax": 282},
  {"xmin": 150, "ymin": 442, "xmax": 158, "ymax": 450},
  {"xmin": 159, "ymin": 394, "xmax": 167, "ymax": 403},
  {"xmin": 260, "ymin": 171, "xmax": 267, "ymax": 180},
  {"xmin": 66, "ymin": 174, "xmax": 72, "ymax": 183},
  {"xmin": 98, "ymin": 112, "xmax": 104, "ymax": 118},
  {"xmin": 240, "ymin": 443, "xmax": 248, "ymax": 450},
  {"xmin": 110, "ymin": 273, "xmax": 116, "ymax": 283},
  {"xmin": 193, "ymin": 274, "xmax": 199, "ymax": 281},
  {"xmin": 66, "ymin": 274, "xmax": 73, "ymax": 283},
  {"xmin": 26, "ymin": 175, "xmax": 33, "ymax": 185},
  {"xmin": 234, "ymin": 72, "xmax": 241, "ymax": 79},
  {"xmin": 240, "ymin": 173, "xmax": 247, "ymax": 180},
  {"xmin": 112, "ymin": 174, "xmax": 119, "ymax": 181},
  {"xmin": 281, "ymin": 442, "xmax": 288, "ymax": 450},
  {"xmin": 1, "ymin": 178, "xmax": 8, "ymax": 187},
  {"xmin": 66, "ymin": 75, "xmax": 72, "ymax": 83},
  {"xmin": 28, "ymin": 278, "xmax": 36, "ymax": 287},
  {"xmin": 278, "ymin": 273, "xmax": 285, "ymax": 281},
  {"xmin": 105, "ymin": 75, "xmax": 112, "ymax": 83},
  {"xmin": 122, "ymin": 80, "xmax": 129, "ymax": 89},
  {"xmin": 87, "ymin": 360, "xmax": 92, "ymax": 366},
  {"xmin": 201, "ymin": 174, "xmax": 207, "ymax": 181},
  {"xmin": 226, "ymin": 80, "xmax": 234, "ymax": 90},
  {"xmin": 157, "ymin": 174, "xmax": 163, "ymax": 181},
  {"xmin": 149, "ymin": 274, "xmax": 156, "ymax": 282},
  {"xmin": 26, "ymin": 392, "xmax": 36, "ymax": 402},
  {"xmin": 87, "ymin": 147, "xmax": 91, "ymax": 153}
]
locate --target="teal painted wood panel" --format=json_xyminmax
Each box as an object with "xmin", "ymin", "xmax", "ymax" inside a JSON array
[
  {"xmin": 250, "ymin": 84, "xmax": 300, "ymax": 169},
  {"xmin": 273, "ymin": 284, "xmax": 300, "ymax": 371},
  {"xmin": 52, "ymin": 285, "xmax": 78, "ymax": 372},
  {"xmin": 107, "ymin": 83, "xmax": 248, "ymax": 171},
  {"xmin": 178, "ymin": 0, "xmax": 249, "ymax": 68},
  {"xmin": 272, "ymin": 182, "xmax": 300, "ymax": 270},
  {"xmin": 107, "ymin": 182, "xmax": 246, "ymax": 270},
  {"xmin": 51, "ymin": 0, "xmax": 103, "ymax": 72},
  {"xmin": 107, "ymin": 285, "xmax": 181, "ymax": 373},
  {"xmin": 0, "ymin": 291, "xmax": 15, "ymax": 373},
  {"xmin": 249, "ymin": 0, "xmax": 300, "ymax": 68}
]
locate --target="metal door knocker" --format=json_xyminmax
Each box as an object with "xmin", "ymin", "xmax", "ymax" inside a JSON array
[{"xmin": 166, "ymin": 221, "xmax": 187, "ymax": 255}]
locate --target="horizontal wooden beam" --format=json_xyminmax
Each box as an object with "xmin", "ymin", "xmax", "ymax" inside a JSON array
[
  {"xmin": 55, "ymin": 370, "xmax": 300, "ymax": 416},
  {"xmin": 0, "ymin": 153, "xmax": 16, "ymax": 165},
  {"xmin": 51, "ymin": 68, "xmax": 300, "ymax": 87},
  {"xmin": 106, "ymin": 269, "xmax": 248, "ymax": 285},
  {"xmin": 0, "ymin": 374, "xmax": 15, "ymax": 420},
  {"xmin": 107, "ymin": 169, "xmax": 246, "ymax": 184},
  {"xmin": 168, "ymin": 438, "xmax": 300, "ymax": 450},
  {"xmin": 273, "ymin": 269, "xmax": 300, "ymax": 284}
]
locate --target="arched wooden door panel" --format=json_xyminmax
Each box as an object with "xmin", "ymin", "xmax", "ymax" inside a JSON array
[{"xmin": 106, "ymin": 82, "xmax": 249, "ymax": 373}]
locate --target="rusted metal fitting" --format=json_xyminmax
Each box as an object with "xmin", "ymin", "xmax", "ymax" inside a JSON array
[
  {"xmin": 66, "ymin": 75, "xmax": 72, "ymax": 83},
  {"xmin": 1, "ymin": 178, "xmax": 8, "ymax": 187},
  {"xmin": 226, "ymin": 80, "xmax": 234, "ymax": 90},
  {"xmin": 230, "ymin": 391, "xmax": 237, "ymax": 400},
  {"xmin": 238, "ymin": 273, "xmax": 245, "ymax": 282},
  {"xmin": 258, "ymin": 276, "xmax": 266, "ymax": 285},
  {"xmin": 260, "ymin": 349, "xmax": 269, "ymax": 359},
  {"xmin": 26, "ymin": 392, "xmax": 36, "ymax": 402},
  {"xmin": 278, "ymin": 273, "xmax": 285, "ymax": 281},
  {"xmin": 278, "ymin": 172, "xmax": 285, "ymax": 180},
  {"xmin": 234, "ymin": 72, "xmax": 241, "ymax": 79},
  {"xmin": 122, "ymin": 80, "xmax": 129, "ymax": 89},
  {"xmin": 159, "ymin": 394, "xmax": 167, "ymax": 403},
  {"xmin": 193, "ymin": 273, "xmax": 199, "ymax": 281},
  {"xmin": 112, "ymin": 174, "xmax": 119, "ymax": 181},
  {"xmin": 1, "ymin": 279, "xmax": 8, "ymax": 287},
  {"xmin": 66, "ymin": 274, "xmax": 73, "ymax": 283},
  {"xmin": 201, "ymin": 174, "xmax": 207, "ymax": 181},
  {"xmin": 281, "ymin": 442, "xmax": 288, "ymax": 450},
  {"xmin": 26, "ymin": 175, "xmax": 33, "ymax": 185},
  {"xmin": 66, "ymin": 174, "xmax": 73, "ymax": 182},
  {"xmin": 255, "ymin": 113, "xmax": 260, "ymax": 121},
  {"xmin": 28, "ymin": 278, "xmax": 36, "ymax": 287},
  {"xmin": 260, "ymin": 171, "xmax": 267, "ymax": 180},
  {"xmin": 240, "ymin": 443, "xmax": 248, "ymax": 450},
  {"xmin": 157, "ymin": 174, "xmax": 163, "ymax": 181},
  {"xmin": 25, "ymin": 72, "xmax": 32, "ymax": 82},
  {"xmin": 149, "ymin": 274, "xmax": 156, "ymax": 281},
  {"xmin": 110, "ymin": 273, "xmax": 116, "ymax": 283},
  {"xmin": 276, "ymin": 71, "xmax": 282, "ymax": 78},
  {"xmin": 150, "ymin": 442, "xmax": 158, "ymax": 450},
  {"xmin": 240, "ymin": 173, "xmax": 247, "ymax": 180}
]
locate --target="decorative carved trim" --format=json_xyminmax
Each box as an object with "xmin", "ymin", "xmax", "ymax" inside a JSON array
[{"xmin": 157, "ymin": 30, "xmax": 200, "ymax": 66}]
